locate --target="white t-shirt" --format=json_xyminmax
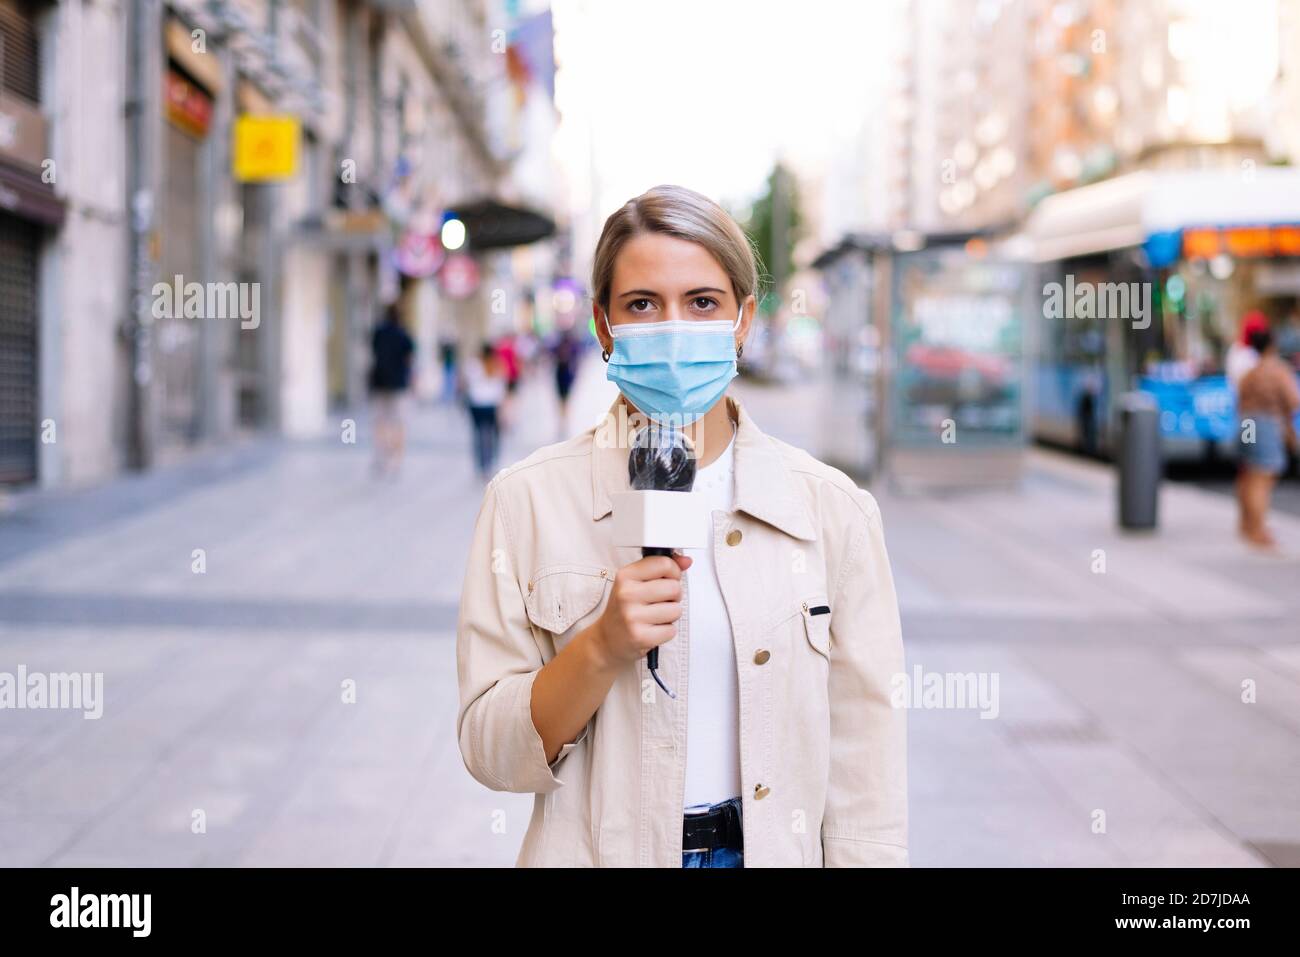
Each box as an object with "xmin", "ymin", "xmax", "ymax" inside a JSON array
[
  {"xmin": 1226, "ymin": 343, "xmax": 1259, "ymax": 396},
  {"xmin": 464, "ymin": 356, "xmax": 507, "ymax": 407},
  {"xmin": 682, "ymin": 420, "xmax": 742, "ymax": 809}
]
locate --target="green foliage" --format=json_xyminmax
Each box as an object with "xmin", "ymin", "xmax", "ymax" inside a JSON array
[{"xmin": 743, "ymin": 164, "xmax": 802, "ymax": 315}]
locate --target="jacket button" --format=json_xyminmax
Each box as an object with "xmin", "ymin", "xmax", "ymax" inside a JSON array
[
  {"xmin": 753, "ymin": 649, "xmax": 770, "ymax": 665},
  {"xmin": 725, "ymin": 529, "xmax": 742, "ymax": 546},
  {"xmin": 754, "ymin": 784, "xmax": 770, "ymax": 800}
]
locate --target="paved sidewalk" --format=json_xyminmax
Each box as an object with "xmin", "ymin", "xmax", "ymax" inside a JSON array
[
  {"xmin": 1, "ymin": 357, "xmax": 1297, "ymax": 866},
  {"xmin": 741, "ymin": 379, "xmax": 1300, "ymax": 867}
]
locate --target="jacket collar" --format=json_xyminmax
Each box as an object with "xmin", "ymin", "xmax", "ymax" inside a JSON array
[{"xmin": 590, "ymin": 393, "xmax": 818, "ymax": 541}]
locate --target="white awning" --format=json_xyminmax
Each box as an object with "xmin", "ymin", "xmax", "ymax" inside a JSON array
[{"xmin": 1022, "ymin": 167, "xmax": 1300, "ymax": 262}]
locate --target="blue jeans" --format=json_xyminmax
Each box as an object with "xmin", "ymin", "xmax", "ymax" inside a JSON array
[
  {"xmin": 467, "ymin": 404, "xmax": 500, "ymax": 475},
  {"xmin": 682, "ymin": 797, "xmax": 744, "ymax": 868},
  {"xmin": 682, "ymin": 846, "xmax": 744, "ymax": 868}
]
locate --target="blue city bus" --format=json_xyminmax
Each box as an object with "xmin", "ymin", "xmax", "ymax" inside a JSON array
[{"xmin": 1024, "ymin": 169, "xmax": 1300, "ymax": 461}]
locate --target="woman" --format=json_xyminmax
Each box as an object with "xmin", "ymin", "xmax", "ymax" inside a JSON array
[
  {"xmin": 1236, "ymin": 327, "xmax": 1300, "ymax": 549},
  {"xmin": 461, "ymin": 342, "xmax": 507, "ymax": 479},
  {"xmin": 455, "ymin": 185, "xmax": 907, "ymax": 867}
]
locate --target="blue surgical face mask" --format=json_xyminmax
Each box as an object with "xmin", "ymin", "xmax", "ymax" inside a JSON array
[{"xmin": 602, "ymin": 306, "xmax": 742, "ymax": 425}]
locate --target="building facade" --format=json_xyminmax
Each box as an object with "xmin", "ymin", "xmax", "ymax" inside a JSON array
[{"xmin": 2, "ymin": 0, "xmax": 549, "ymax": 490}]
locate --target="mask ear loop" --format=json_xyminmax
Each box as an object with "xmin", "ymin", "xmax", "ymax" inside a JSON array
[
  {"xmin": 600, "ymin": 309, "xmax": 613, "ymax": 362},
  {"xmin": 733, "ymin": 304, "xmax": 744, "ymax": 359}
]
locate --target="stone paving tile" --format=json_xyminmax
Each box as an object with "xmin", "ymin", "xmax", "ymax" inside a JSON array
[{"xmin": 1, "ymin": 362, "xmax": 1296, "ymax": 866}]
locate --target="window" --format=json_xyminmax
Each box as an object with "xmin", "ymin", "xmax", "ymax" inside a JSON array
[{"xmin": 0, "ymin": 0, "xmax": 41, "ymax": 104}]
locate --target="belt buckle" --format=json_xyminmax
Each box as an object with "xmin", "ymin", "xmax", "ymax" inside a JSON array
[{"xmin": 683, "ymin": 805, "xmax": 720, "ymax": 853}]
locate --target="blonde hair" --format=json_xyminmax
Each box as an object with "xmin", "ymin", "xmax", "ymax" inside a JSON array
[{"xmin": 591, "ymin": 185, "xmax": 762, "ymax": 314}]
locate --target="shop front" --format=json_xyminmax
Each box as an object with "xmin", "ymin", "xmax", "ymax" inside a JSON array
[{"xmin": 156, "ymin": 25, "xmax": 218, "ymax": 452}]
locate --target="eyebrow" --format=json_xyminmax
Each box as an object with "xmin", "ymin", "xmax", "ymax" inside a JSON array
[{"xmin": 617, "ymin": 287, "xmax": 727, "ymax": 299}]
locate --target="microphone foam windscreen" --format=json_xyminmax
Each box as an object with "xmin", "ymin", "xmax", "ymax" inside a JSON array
[{"xmin": 628, "ymin": 424, "xmax": 696, "ymax": 492}]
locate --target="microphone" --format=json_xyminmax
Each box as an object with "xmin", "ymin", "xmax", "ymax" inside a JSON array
[{"xmin": 627, "ymin": 423, "xmax": 697, "ymax": 699}]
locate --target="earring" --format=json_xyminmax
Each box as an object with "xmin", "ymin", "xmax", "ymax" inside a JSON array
[
  {"xmin": 601, "ymin": 348, "xmax": 610, "ymax": 362},
  {"xmin": 737, "ymin": 343, "xmax": 744, "ymax": 360}
]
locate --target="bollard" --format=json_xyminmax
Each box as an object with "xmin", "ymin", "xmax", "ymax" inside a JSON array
[{"xmin": 1116, "ymin": 391, "xmax": 1161, "ymax": 529}]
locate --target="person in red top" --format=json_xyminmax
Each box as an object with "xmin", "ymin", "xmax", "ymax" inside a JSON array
[{"xmin": 495, "ymin": 334, "xmax": 521, "ymax": 394}]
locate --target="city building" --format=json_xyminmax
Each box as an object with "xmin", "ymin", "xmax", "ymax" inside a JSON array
[{"xmin": 1, "ymin": 0, "xmax": 557, "ymax": 490}]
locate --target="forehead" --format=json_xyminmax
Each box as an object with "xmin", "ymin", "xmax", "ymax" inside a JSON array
[{"xmin": 611, "ymin": 232, "xmax": 729, "ymax": 292}]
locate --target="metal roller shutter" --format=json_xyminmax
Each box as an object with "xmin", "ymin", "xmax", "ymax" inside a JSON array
[
  {"xmin": 157, "ymin": 116, "xmax": 202, "ymax": 446},
  {"xmin": 0, "ymin": 210, "xmax": 38, "ymax": 483}
]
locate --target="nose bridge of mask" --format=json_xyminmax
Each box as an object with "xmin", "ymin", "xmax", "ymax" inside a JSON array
[{"xmin": 603, "ymin": 304, "xmax": 743, "ymax": 339}]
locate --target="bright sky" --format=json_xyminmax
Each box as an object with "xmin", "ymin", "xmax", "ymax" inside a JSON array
[{"xmin": 551, "ymin": 0, "xmax": 897, "ymax": 239}]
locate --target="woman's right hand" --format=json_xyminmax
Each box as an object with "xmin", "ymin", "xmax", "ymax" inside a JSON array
[{"xmin": 589, "ymin": 553, "xmax": 693, "ymax": 668}]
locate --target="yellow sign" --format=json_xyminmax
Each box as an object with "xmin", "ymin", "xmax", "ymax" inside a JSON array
[{"xmin": 233, "ymin": 115, "xmax": 300, "ymax": 182}]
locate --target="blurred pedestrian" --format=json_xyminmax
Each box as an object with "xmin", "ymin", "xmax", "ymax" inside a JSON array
[
  {"xmin": 516, "ymin": 328, "xmax": 541, "ymax": 373},
  {"xmin": 493, "ymin": 334, "xmax": 522, "ymax": 432},
  {"xmin": 552, "ymin": 329, "xmax": 580, "ymax": 437},
  {"xmin": 1236, "ymin": 327, "xmax": 1300, "ymax": 549},
  {"xmin": 496, "ymin": 333, "xmax": 521, "ymax": 396},
  {"xmin": 462, "ymin": 342, "xmax": 507, "ymax": 479},
  {"xmin": 438, "ymin": 336, "xmax": 459, "ymax": 403},
  {"xmin": 368, "ymin": 304, "xmax": 415, "ymax": 478}
]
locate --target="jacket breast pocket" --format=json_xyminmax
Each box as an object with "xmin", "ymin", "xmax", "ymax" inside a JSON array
[
  {"xmin": 524, "ymin": 562, "xmax": 611, "ymax": 653},
  {"xmin": 800, "ymin": 597, "xmax": 832, "ymax": 662}
]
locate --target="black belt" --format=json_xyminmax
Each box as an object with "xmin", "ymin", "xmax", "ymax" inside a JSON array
[{"xmin": 682, "ymin": 798, "xmax": 743, "ymax": 852}]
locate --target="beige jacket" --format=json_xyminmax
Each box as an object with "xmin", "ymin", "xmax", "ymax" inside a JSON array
[{"xmin": 455, "ymin": 394, "xmax": 908, "ymax": 867}]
